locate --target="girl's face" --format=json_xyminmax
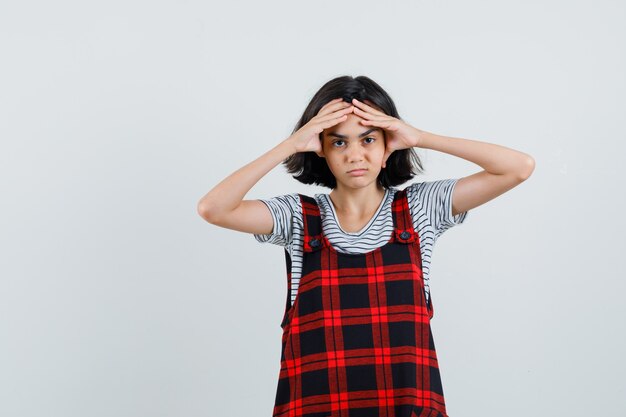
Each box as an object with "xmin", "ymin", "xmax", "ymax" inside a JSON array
[{"xmin": 319, "ymin": 105, "xmax": 386, "ymax": 190}]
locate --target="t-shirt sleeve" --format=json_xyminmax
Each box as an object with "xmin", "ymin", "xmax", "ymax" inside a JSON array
[
  {"xmin": 407, "ymin": 178, "xmax": 468, "ymax": 237},
  {"xmin": 253, "ymin": 193, "xmax": 301, "ymax": 248}
]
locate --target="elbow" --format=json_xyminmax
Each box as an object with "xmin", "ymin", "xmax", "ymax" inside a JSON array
[
  {"xmin": 197, "ymin": 200, "xmax": 216, "ymax": 223},
  {"xmin": 518, "ymin": 155, "xmax": 535, "ymax": 181}
]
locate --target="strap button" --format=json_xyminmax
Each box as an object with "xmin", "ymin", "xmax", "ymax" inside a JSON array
[
  {"xmin": 400, "ymin": 231, "xmax": 411, "ymax": 240},
  {"xmin": 310, "ymin": 239, "xmax": 321, "ymax": 248}
]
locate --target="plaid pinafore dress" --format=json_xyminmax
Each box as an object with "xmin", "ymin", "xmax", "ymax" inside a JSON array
[{"xmin": 273, "ymin": 188, "xmax": 449, "ymax": 417}]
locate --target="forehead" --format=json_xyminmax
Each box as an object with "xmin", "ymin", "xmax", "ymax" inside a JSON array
[{"xmin": 324, "ymin": 124, "xmax": 383, "ymax": 139}]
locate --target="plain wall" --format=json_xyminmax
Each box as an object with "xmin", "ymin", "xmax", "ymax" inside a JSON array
[{"xmin": 1, "ymin": 1, "xmax": 624, "ymax": 416}]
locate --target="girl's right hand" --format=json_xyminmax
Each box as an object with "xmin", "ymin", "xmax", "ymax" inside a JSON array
[{"xmin": 287, "ymin": 98, "xmax": 354, "ymax": 156}]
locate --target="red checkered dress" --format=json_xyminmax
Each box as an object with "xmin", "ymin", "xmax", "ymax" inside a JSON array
[{"xmin": 273, "ymin": 188, "xmax": 450, "ymax": 417}]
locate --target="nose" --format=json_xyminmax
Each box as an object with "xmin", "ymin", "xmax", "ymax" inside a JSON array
[{"xmin": 346, "ymin": 141, "xmax": 365, "ymax": 163}]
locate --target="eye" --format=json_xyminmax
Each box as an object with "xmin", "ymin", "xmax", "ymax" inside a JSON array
[{"xmin": 331, "ymin": 137, "xmax": 375, "ymax": 148}]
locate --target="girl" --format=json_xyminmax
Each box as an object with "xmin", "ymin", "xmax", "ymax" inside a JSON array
[{"xmin": 198, "ymin": 75, "xmax": 534, "ymax": 417}]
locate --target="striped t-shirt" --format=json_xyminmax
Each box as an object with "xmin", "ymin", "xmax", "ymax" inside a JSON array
[{"xmin": 254, "ymin": 178, "xmax": 469, "ymax": 305}]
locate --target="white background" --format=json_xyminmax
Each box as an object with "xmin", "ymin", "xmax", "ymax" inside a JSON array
[{"xmin": 1, "ymin": 1, "xmax": 624, "ymax": 416}]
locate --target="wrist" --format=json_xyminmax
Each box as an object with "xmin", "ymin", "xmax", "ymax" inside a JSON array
[
  {"xmin": 279, "ymin": 137, "xmax": 297, "ymax": 157},
  {"xmin": 415, "ymin": 129, "xmax": 433, "ymax": 149}
]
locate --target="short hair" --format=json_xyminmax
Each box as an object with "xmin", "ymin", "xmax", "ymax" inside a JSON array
[{"xmin": 283, "ymin": 75, "xmax": 424, "ymax": 189}]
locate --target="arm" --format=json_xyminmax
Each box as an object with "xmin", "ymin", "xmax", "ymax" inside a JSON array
[
  {"xmin": 197, "ymin": 97, "xmax": 354, "ymax": 234},
  {"xmin": 196, "ymin": 139, "xmax": 296, "ymax": 235},
  {"xmin": 417, "ymin": 130, "xmax": 536, "ymax": 216},
  {"xmin": 350, "ymin": 97, "xmax": 535, "ymax": 217}
]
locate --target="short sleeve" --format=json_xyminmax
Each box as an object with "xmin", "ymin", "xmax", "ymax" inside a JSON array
[
  {"xmin": 253, "ymin": 193, "xmax": 301, "ymax": 248},
  {"xmin": 407, "ymin": 178, "xmax": 468, "ymax": 237}
]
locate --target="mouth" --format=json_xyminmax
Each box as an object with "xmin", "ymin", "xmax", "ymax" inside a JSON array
[{"xmin": 347, "ymin": 168, "xmax": 368, "ymax": 175}]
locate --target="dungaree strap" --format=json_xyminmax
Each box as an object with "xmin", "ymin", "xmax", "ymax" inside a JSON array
[
  {"xmin": 298, "ymin": 194, "xmax": 328, "ymax": 253},
  {"xmin": 393, "ymin": 188, "xmax": 432, "ymax": 314},
  {"xmin": 280, "ymin": 248, "xmax": 293, "ymax": 328},
  {"xmin": 278, "ymin": 194, "xmax": 324, "ymax": 325},
  {"xmin": 392, "ymin": 188, "xmax": 419, "ymax": 244}
]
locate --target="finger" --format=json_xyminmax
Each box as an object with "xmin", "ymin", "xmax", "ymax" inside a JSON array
[
  {"xmin": 352, "ymin": 106, "xmax": 390, "ymax": 121},
  {"xmin": 352, "ymin": 105, "xmax": 393, "ymax": 122},
  {"xmin": 352, "ymin": 98, "xmax": 387, "ymax": 116},
  {"xmin": 318, "ymin": 98, "xmax": 349, "ymax": 116},
  {"xmin": 317, "ymin": 105, "xmax": 354, "ymax": 122},
  {"xmin": 359, "ymin": 119, "xmax": 396, "ymax": 132},
  {"xmin": 322, "ymin": 98, "xmax": 343, "ymax": 108},
  {"xmin": 318, "ymin": 101, "xmax": 351, "ymax": 118},
  {"xmin": 359, "ymin": 118, "xmax": 384, "ymax": 126},
  {"xmin": 317, "ymin": 111, "xmax": 353, "ymax": 139},
  {"xmin": 321, "ymin": 113, "xmax": 349, "ymax": 129}
]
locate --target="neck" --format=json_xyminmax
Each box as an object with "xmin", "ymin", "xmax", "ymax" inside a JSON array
[{"xmin": 329, "ymin": 183, "xmax": 386, "ymax": 216}]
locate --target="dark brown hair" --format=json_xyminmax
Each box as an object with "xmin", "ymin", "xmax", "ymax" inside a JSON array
[{"xmin": 283, "ymin": 75, "xmax": 424, "ymax": 189}]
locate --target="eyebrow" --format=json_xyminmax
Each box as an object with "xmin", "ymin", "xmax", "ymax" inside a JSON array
[{"xmin": 326, "ymin": 128, "xmax": 382, "ymax": 139}]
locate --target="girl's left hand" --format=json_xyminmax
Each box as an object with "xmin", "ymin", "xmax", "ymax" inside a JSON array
[{"xmin": 352, "ymin": 98, "xmax": 424, "ymax": 168}]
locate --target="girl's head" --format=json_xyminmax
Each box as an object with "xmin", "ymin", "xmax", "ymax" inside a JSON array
[{"xmin": 284, "ymin": 75, "xmax": 424, "ymax": 190}]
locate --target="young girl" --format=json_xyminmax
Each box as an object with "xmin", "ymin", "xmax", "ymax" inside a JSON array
[{"xmin": 198, "ymin": 75, "xmax": 534, "ymax": 417}]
